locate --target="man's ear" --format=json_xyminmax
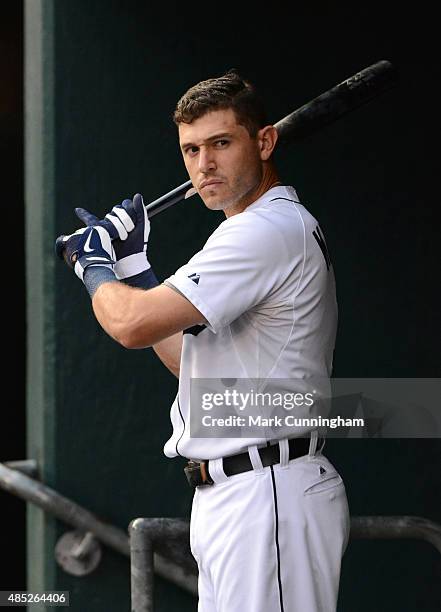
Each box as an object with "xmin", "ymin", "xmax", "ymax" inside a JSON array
[{"xmin": 257, "ymin": 125, "xmax": 278, "ymax": 161}]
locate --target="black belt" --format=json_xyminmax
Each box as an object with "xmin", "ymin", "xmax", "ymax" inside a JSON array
[{"xmin": 184, "ymin": 436, "xmax": 323, "ymax": 488}]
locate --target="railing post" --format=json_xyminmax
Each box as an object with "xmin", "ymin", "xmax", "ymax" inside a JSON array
[
  {"xmin": 130, "ymin": 519, "xmax": 156, "ymax": 612},
  {"xmin": 129, "ymin": 518, "xmax": 195, "ymax": 612}
]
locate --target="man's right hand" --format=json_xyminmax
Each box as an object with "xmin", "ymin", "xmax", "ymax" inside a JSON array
[{"xmin": 75, "ymin": 194, "xmax": 151, "ymax": 280}]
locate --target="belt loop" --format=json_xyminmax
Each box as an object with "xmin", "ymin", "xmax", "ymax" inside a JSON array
[
  {"xmin": 248, "ymin": 445, "xmax": 265, "ymax": 474},
  {"xmin": 308, "ymin": 430, "xmax": 319, "ymax": 456},
  {"xmin": 209, "ymin": 458, "xmax": 229, "ymax": 484},
  {"xmin": 279, "ymin": 439, "xmax": 289, "ymax": 469}
]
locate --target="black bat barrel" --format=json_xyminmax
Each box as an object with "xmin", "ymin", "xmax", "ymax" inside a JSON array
[{"xmin": 275, "ymin": 60, "xmax": 398, "ymax": 146}]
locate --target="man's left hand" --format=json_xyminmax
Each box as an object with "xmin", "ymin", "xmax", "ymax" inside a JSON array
[{"xmin": 56, "ymin": 225, "xmax": 115, "ymax": 281}]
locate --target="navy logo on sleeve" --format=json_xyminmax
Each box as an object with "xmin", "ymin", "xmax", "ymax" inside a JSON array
[{"xmin": 188, "ymin": 273, "xmax": 200, "ymax": 285}]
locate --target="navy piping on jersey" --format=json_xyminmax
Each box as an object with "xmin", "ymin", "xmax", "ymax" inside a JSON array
[
  {"xmin": 269, "ymin": 197, "xmax": 299, "ymax": 204},
  {"xmin": 268, "ymin": 441, "xmax": 285, "ymax": 612},
  {"xmin": 176, "ymin": 326, "xmax": 207, "ymax": 456},
  {"xmin": 175, "ymin": 397, "xmax": 185, "ymax": 457}
]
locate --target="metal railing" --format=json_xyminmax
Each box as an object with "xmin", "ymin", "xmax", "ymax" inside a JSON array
[
  {"xmin": 130, "ymin": 518, "xmax": 195, "ymax": 611},
  {"xmin": 350, "ymin": 515, "xmax": 441, "ymax": 554},
  {"xmin": 0, "ymin": 461, "xmax": 197, "ymax": 594},
  {"xmin": 129, "ymin": 514, "xmax": 441, "ymax": 612}
]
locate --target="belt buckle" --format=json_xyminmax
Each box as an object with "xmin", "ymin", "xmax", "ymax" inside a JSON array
[{"xmin": 184, "ymin": 460, "xmax": 214, "ymax": 488}]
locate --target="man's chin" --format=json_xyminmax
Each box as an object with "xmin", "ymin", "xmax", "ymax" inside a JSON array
[{"xmin": 200, "ymin": 194, "xmax": 231, "ymax": 211}]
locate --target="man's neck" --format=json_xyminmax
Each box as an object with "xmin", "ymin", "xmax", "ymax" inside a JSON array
[{"xmin": 224, "ymin": 163, "xmax": 281, "ymax": 218}]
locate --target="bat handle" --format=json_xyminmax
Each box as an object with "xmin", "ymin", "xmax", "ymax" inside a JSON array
[{"xmin": 55, "ymin": 234, "xmax": 73, "ymax": 265}]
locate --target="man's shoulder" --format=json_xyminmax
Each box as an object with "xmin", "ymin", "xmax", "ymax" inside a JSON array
[
  {"xmin": 203, "ymin": 185, "xmax": 320, "ymax": 253},
  {"xmin": 247, "ymin": 186, "xmax": 319, "ymax": 236}
]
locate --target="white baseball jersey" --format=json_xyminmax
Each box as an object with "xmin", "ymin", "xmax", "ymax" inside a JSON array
[{"xmin": 163, "ymin": 185, "xmax": 337, "ymax": 460}]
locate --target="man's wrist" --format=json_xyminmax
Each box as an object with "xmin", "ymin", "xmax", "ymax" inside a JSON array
[
  {"xmin": 122, "ymin": 267, "xmax": 159, "ymax": 290},
  {"xmin": 83, "ymin": 266, "xmax": 118, "ymax": 298}
]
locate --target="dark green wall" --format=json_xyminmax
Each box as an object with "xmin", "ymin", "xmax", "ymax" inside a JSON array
[{"xmin": 26, "ymin": 1, "xmax": 440, "ymax": 610}]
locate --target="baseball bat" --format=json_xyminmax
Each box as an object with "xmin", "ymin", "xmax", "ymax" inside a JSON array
[{"xmin": 56, "ymin": 60, "xmax": 397, "ymax": 260}]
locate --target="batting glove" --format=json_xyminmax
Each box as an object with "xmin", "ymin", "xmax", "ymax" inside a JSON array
[
  {"xmin": 75, "ymin": 194, "xmax": 151, "ymax": 280},
  {"xmin": 56, "ymin": 225, "xmax": 115, "ymax": 281}
]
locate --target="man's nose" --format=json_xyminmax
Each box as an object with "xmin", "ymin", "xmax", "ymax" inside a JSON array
[{"xmin": 198, "ymin": 147, "xmax": 216, "ymax": 173}]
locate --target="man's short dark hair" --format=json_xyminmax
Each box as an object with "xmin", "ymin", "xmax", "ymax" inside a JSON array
[{"xmin": 173, "ymin": 70, "xmax": 268, "ymax": 137}]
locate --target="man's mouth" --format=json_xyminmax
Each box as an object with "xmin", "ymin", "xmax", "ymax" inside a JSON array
[{"xmin": 200, "ymin": 179, "xmax": 223, "ymax": 190}]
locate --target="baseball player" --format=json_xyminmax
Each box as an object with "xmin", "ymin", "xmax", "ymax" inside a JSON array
[{"xmin": 57, "ymin": 70, "xmax": 350, "ymax": 611}]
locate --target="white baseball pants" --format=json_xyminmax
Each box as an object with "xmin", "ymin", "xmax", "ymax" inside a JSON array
[{"xmin": 190, "ymin": 435, "xmax": 350, "ymax": 612}]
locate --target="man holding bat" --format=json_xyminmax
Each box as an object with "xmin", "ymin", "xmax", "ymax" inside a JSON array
[{"xmin": 57, "ymin": 70, "xmax": 350, "ymax": 611}]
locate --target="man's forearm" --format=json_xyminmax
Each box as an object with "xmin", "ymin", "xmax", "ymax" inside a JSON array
[
  {"xmin": 91, "ymin": 281, "xmax": 149, "ymax": 347},
  {"xmin": 91, "ymin": 279, "xmax": 182, "ymax": 372},
  {"xmin": 91, "ymin": 281, "xmax": 204, "ymax": 349}
]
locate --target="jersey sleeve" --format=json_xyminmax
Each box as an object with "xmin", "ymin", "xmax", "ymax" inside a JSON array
[{"xmin": 164, "ymin": 213, "xmax": 298, "ymax": 333}]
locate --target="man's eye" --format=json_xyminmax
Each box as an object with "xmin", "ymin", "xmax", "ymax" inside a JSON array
[
  {"xmin": 183, "ymin": 146, "xmax": 198, "ymax": 156},
  {"xmin": 215, "ymin": 140, "xmax": 228, "ymax": 147}
]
